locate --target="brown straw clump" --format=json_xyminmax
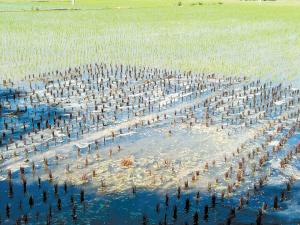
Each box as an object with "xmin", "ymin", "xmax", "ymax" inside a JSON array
[{"xmin": 120, "ymin": 156, "xmax": 134, "ymax": 167}]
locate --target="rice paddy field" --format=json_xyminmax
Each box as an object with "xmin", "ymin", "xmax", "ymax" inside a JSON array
[
  {"xmin": 1, "ymin": 0, "xmax": 300, "ymax": 81},
  {"xmin": 1, "ymin": 0, "xmax": 300, "ymax": 224}
]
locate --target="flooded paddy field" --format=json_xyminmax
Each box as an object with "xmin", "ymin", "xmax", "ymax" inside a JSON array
[{"xmin": 0, "ymin": 64, "xmax": 300, "ymax": 224}]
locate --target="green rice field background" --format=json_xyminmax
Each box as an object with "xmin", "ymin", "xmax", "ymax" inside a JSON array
[{"xmin": 0, "ymin": 0, "xmax": 300, "ymax": 81}]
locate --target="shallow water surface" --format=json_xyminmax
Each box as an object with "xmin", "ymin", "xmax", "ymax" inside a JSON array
[{"xmin": 0, "ymin": 65, "xmax": 300, "ymax": 224}]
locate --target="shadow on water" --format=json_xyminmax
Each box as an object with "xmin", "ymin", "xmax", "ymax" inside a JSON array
[{"xmin": 0, "ymin": 178, "xmax": 299, "ymax": 224}]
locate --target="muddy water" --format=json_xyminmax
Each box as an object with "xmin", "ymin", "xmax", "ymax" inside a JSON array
[{"xmin": 0, "ymin": 65, "xmax": 300, "ymax": 224}]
